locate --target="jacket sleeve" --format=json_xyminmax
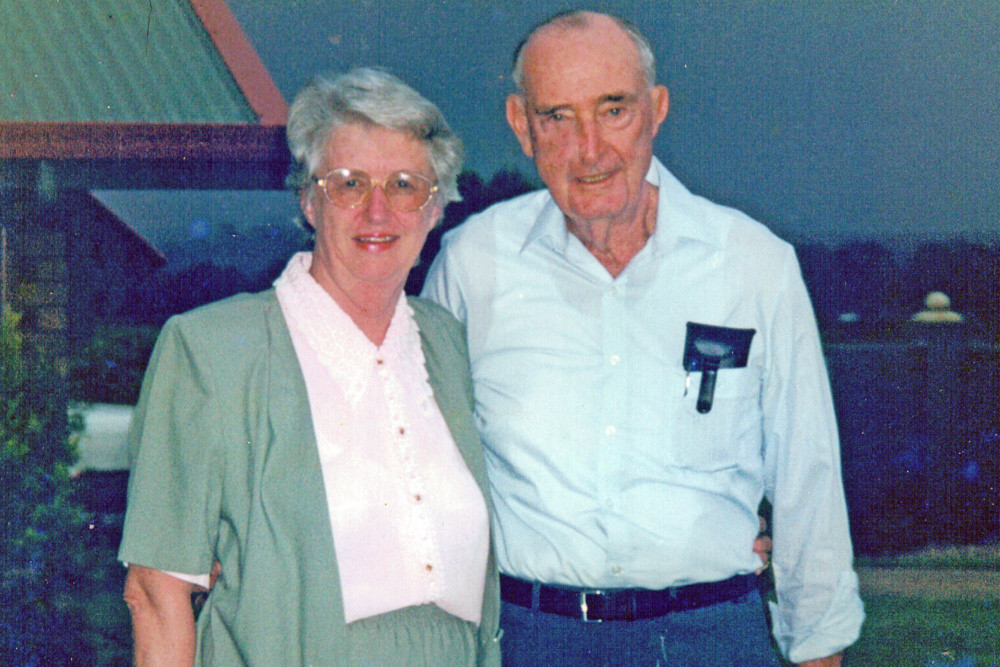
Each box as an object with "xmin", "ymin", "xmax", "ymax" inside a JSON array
[{"xmin": 118, "ymin": 316, "xmax": 223, "ymax": 577}]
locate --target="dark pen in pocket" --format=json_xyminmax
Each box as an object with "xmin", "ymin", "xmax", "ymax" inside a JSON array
[{"xmin": 681, "ymin": 322, "xmax": 756, "ymax": 414}]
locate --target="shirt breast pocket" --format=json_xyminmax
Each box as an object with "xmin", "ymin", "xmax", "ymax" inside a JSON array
[{"xmin": 666, "ymin": 365, "xmax": 763, "ymax": 472}]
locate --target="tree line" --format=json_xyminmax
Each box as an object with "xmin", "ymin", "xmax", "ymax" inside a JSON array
[{"xmin": 115, "ymin": 170, "xmax": 1000, "ymax": 342}]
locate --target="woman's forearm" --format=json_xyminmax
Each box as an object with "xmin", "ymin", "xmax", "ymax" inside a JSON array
[{"xmin": 124, "ymin": 565, "xmax": 197, "ymax": 666}]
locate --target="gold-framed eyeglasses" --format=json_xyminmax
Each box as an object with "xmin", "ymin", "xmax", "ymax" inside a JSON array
[{"xmin": 312, "ymin": 168, "xmax": 439, "ymax": 212}]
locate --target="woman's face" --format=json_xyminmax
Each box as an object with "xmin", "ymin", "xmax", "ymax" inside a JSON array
[{"xmin": 302, "ymin": 123, "xmax": 442, "ymax": 297}]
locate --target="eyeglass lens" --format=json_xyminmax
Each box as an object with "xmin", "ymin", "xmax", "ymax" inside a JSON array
[{"xmin": 319, "ymin": 169, "xmax": 435, "ymax": 212}]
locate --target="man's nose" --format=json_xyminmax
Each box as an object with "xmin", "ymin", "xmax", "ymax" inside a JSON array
[{"xmin": 576, "ymin": 117, "xmax": 603, "ymax": 163}]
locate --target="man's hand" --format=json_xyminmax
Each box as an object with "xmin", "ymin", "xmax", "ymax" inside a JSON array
[
  {"xmin": 798, "ymin": 653, "xmax": 842, "ymax": 667},
  {"xmin": 754, "ymin": 517, "xmax": 772, "ymax": 574}
]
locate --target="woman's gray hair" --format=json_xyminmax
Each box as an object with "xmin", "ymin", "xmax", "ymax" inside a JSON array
[
  {"xmin": 511, "ymin": 11, "xmax": 657, "ymax": 92},
  {"xmin": 286, "ymin": 68, "xmax": 463, "ymax": 204}
]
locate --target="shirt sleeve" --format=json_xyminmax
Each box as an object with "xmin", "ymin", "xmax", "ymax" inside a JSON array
[
  {"xmin": 421, "ymin": 235, "xmax": 468, "ymax": 325},
  {"xmin": 163, "ymin": 570, "xmax": 212, "ymax": 589},
  {"xmin": 761, "ymin": 248, "xmax": 865, "ymax": 662},
  {"xmin": 117, "ymin": 317, "xmax": 223, "ymax": 578}
]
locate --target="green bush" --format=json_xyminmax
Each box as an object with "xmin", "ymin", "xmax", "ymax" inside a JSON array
[
  {"xmin": 68, "ymin": 323, "xmax": 161, "ymax": 405},
  {"xmin": 1, "ymin": 310, "xmax": 130, "ymax": 664}
]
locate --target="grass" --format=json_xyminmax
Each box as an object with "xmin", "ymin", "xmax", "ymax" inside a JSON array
[
  {"xmin": 845, "ymin": 597, "xmax": 999, "ymax": 666},
  {"xmin": 858, "ymin": 544, "xmax": 1000, "ymax": 571},
  {"xmin": 843, "ymin": 544, "xmax": 1000, "ymax": 666}
]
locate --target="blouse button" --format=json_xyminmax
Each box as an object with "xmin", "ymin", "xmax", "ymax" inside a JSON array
[{"xmin": 425, "ymin": 564, "xmax": 433, "ymax": 572}]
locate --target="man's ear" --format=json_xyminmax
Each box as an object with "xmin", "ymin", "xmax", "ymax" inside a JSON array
[
  {"xmin": 505, "ymin": 94, "xmax": 535, "ymax": 159},
  {"xmin": 650, "ymin": 85, "xmax": 670, "ymax": 135}
]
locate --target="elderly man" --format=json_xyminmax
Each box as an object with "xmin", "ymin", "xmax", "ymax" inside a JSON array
[{"xmin": 423, "ymin": 10, "xmax": 863, "ymax": 667}]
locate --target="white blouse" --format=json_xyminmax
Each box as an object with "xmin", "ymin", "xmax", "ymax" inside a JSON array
[{"xmin": 273, "ymin": 252, "xmax": 489, "ymax": 624}]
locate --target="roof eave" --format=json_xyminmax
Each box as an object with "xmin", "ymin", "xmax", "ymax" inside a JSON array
[
  {"xmin": 189, "ymin": 0, "xmax": 288, "ymax": 126},
  {"xmin": 0, "ymin": 121, "xmax": 291, "ymax": 190}
]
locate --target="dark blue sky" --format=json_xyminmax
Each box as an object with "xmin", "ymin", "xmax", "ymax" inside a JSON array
[{"xmin": 98, "ymin": 0, "xmax": 1000, "ymax": 249}]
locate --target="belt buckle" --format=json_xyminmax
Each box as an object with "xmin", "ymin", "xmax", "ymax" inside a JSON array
[{"xmin": 580, "ymin": 591, "xmax": 602, "ymax": 623}]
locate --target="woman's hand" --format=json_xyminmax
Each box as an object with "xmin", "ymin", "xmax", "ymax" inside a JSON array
[{"xmin": 123, "ymin": 565, "xmax": 198, "ymax": 666}]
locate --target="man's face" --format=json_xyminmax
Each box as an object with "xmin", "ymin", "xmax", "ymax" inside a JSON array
[{"xmin": 507, "ymin": 17, "xmax": 669, "ymax": 227}]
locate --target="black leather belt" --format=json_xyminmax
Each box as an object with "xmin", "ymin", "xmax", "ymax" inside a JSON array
[{"xmin": 499, "ymin": 573, "xmax": 757, "ymax": 622}]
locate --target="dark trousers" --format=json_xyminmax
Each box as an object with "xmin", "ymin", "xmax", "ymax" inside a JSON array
[{"xmin": 499, "ymin": 590, "xmax": 783, "ymax": 667}]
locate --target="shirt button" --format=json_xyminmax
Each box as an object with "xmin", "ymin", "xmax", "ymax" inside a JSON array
[
  {"xmin": 398, "ymin": 427, "xmax": 405, "ymax": 435},
  {"xmin": 376, "ymin": 358, "xmax": 384, "ymax": 365},
  {"xmin": 610, "ymin": 354, "xmax": 620, "ymax": 366},
  {"xmin": 425, "ymin": 564, "xmax": 433, "ymax": 572},
  {"xmin": 414, "ymin": 494, "xmax": 422, "ymax": 502},
  {"xmin": 605, "ymin": 425, "xmax": 616, "ymax": 436},
  {"xmin": 611, "ymin": 566, "xmax": 622, "ymax": 576}
]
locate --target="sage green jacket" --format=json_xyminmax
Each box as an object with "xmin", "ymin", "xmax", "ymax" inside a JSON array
[{"xmin": 119, "ymin": 290, "xmax": 501, "ymax": 666}]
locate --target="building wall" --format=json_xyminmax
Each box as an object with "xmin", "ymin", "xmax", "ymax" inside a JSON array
[
  {"xmin": 2, "ymin": 185, "xmax": 162, "ymax": 367},
  {"xmin": 2, "ymin": 186, "xmax": 69, "ymax": 364}
]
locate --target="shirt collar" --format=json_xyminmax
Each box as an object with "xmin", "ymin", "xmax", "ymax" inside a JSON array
[
  {"xmin": 274, "ymin": 252, "xmax": 423, "ymax": 408},
  {"xmin": 520, "ymin": 157, "xmax": 726, "ymax": 256},
  {"xmin": 648, "ymin": 157, "xmax": 726, "ymax": 251},
  {"xmin": 521, "ymin": 195, "xmax": 572, "ymax": 254}
]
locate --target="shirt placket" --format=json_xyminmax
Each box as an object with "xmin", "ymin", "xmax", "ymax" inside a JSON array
[
  {"xmin": 599, "ymin": 276, "xmax": 630, "ymax": 581},
  {"xmin": 376, "ymin": 354, "xmax": 443, "ymax": 602}
]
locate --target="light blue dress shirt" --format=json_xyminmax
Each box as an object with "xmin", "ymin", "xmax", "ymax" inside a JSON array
[{"xmin": 422, "ymin": 158, "xmax": 863, "ymax": 662}]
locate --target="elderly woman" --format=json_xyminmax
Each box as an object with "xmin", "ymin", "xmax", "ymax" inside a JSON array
[{"xmin": 119, "ymin": 68, "xmax": 500, "ymax": 666}]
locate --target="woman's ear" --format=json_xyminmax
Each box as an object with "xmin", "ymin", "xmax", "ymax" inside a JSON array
[{"xmin": 300, "ymin": 189, "xmax": 317, "ymax": 229}]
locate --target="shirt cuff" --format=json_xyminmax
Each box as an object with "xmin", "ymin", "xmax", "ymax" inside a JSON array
[
  {"xmin": 163, "ymin": 569, "xmax": 211, "ymax": 590},
  {"xmin": 770, "ymin": 570, "xmax": 866, "ymax": 663},
  {"xmin": 122, "ymin": 561, "xmax": 211, "ymax": 590}
]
